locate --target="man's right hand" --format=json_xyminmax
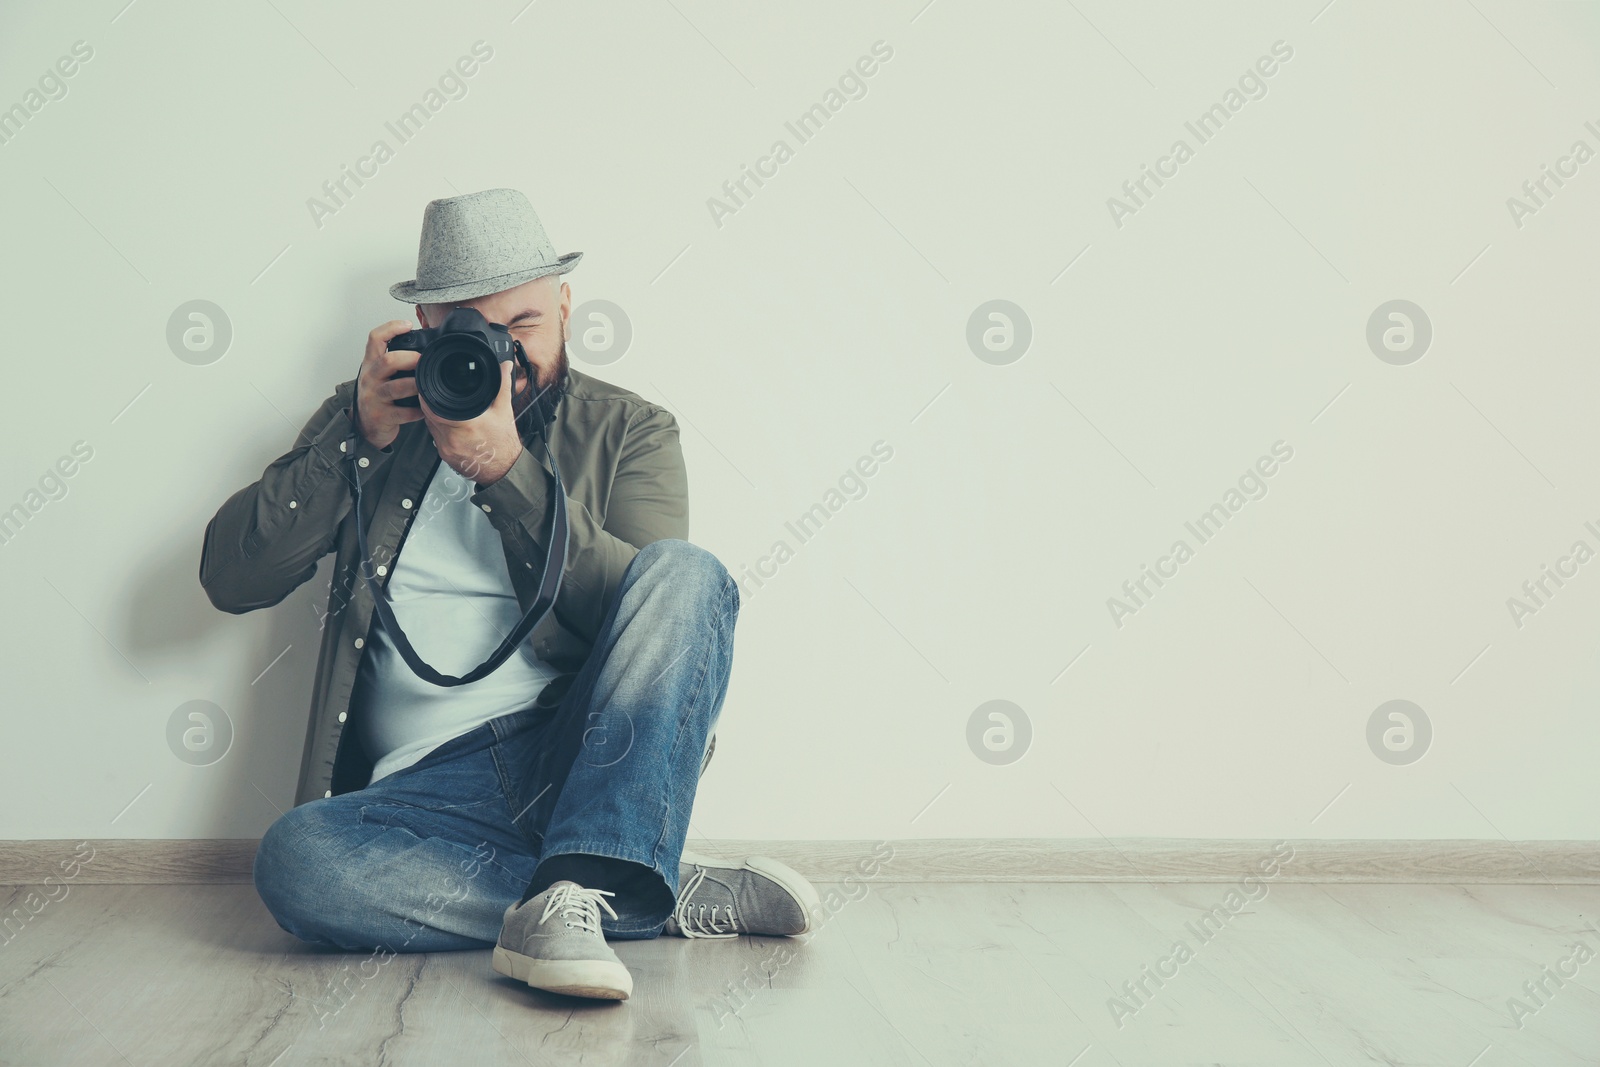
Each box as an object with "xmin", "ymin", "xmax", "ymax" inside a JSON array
[{"xmin": 354, "ymin": 321, "xmax": 426, "ymax": 451}]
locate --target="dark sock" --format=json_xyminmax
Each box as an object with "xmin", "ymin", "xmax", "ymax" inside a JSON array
[{"xmin": 520, "ymin": 853, "xmax": 655, "ymax": 907}]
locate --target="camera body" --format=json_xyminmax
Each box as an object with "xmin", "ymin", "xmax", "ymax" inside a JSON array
[{"xmin": 387, "ymin": 306, "xmax": 522, "ymax": 422}]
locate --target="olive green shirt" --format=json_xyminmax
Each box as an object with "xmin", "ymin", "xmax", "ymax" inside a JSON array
[{"xmin": 198, "ymin": 367, "xmax": 688, "ymax": 806}]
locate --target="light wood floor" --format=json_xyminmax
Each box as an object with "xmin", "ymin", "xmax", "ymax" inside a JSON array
[{"xmin": 1, "ymin": 881, "xmax": 1597, "ymax": 1066}]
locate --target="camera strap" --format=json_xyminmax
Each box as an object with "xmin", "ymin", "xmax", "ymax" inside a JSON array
[{"xmin": 340, "ymin": 405, "xmax": 569, "ymax": 688}]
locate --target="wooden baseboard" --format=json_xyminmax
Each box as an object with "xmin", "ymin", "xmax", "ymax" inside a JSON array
[{"xmin": 2, "ymin": 839, "xmax": 1597, "ymax": 886}]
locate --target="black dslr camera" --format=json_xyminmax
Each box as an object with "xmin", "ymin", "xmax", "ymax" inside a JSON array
[{"xmin": 387, "ymin": 306, "xmax": 523, "ymax": 422}]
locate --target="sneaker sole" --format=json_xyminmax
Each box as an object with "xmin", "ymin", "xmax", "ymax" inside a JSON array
[
  {"xmin": 679, "ymin": 850, "xmax": 825, "ymax": 936},
  {"xmin": 491, "ymin": 944, "xmax": 633, "ymax": 1000}
]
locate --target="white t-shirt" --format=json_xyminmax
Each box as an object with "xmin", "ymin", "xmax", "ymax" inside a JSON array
[{"xmin": 351, "ymin": 459, "xmax": 557, "ymax": 785}]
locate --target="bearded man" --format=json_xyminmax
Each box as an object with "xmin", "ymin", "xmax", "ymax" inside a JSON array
[{"xmin": 200, "ymin": 188, "xmax": 819, "ymax": 1001}]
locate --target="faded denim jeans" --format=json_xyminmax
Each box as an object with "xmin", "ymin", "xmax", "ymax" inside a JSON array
[{"xmin": 252, "ymin": 538, "xmax": 738, "ymax": 951}]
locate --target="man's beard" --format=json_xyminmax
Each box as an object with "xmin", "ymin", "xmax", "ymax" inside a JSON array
[{"xmin": 511, "ymin": 342, "xmax": 568, "ymax": 435}]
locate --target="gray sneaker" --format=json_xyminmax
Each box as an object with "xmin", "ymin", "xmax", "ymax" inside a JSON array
[
  {"xmin": 492, "ymin": 881, "xmax": 633, "ymax": 1000},
  {"xmin": 664, "ymin": 851, "xmax": 823, "ymax": 938}
]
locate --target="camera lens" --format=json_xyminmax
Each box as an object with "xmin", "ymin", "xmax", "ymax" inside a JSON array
[
  {"xmin": 416, "ymin": 337, "xmax": 498, "ymax": 420},
  {"xmin": 439, "ymin": 353, "xmax": 481, "ymax": 393}
]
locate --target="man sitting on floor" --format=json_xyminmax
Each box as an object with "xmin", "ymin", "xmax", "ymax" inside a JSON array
[{"xmin": 199, "ymin": 188, "xmax": 820, "ymax": 1001}]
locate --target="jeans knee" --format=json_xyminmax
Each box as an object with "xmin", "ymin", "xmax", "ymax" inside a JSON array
[
  {"xmin": 254, "ymin": 804, "xmax": 345, "ymax": 942},
  {"xmin": 633, "ymin": 539, "xmax": 736, "ymax": 610}
]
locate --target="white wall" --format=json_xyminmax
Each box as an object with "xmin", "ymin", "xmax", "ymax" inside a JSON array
[{"xmin": 3, "ymin": 0, "xmax": 1598, "ymax": 843}]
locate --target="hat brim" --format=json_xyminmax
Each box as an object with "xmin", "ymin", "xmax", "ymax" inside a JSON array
[{"xmin": 389, "ymin": 251, "xmax": 583, "ymax": 304}]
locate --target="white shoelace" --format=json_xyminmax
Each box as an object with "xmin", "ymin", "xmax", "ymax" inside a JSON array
[
  {"xmin": 541, "ymin": 883, "xmax": 619, "ymax": 936},
  {"xmin": 673, "ymin": 866, "xmax": 740, "ymax": 938}
]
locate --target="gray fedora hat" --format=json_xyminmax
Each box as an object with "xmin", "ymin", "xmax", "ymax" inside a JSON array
[{"xmin": 389, "ymin": 188, "xmax": 582, "ymax": 304}]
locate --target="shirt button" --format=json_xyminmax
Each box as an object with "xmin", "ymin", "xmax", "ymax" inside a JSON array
[
  {"xmin": 402, "ymin": 498, "xmax": 413, "ymax": 509},
  {"xmin": 354, "ymin": 637, "xmax": 364, "ymax": 649},
  {"xmin": 288, "ymin": 500, "xmax": 297, "ymax": 509},
  {"xmin": 358, "ymin": 457, "xmax": 370, "ymax": 468},
  {"xmin": 481, "ymin": 504, "xmax": 492, "ymax": 513},
  {"xmin": 339, "ymin": 441, "xmax": 348, "ymax": 453},
  {"xmin": 376, "ymin": 565, "xmax": 388, "ymax": 577},
  {"xmin": 338, "ymin": 712, "xmax": 347, "ymax": 723},
  {"xmin": 324, "ymin": 790, "xmax": 333, "ymax": 798}
]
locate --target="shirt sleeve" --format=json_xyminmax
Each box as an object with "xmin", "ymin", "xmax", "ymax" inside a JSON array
[
  {"xmin": 199, "ymin": 378, "xmax": 396, "ymax": 614},
  {"xmin": 467, "ymin": 403, "xmax": 688, "ymax": 642}
]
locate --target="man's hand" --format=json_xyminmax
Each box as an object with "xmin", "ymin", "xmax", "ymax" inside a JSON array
[
  {"xmin": 420, "ymin": 359, "xmax": 524, "ymax": 487},
  {"xmin": 354, "ymin": 321, "xmax": 427, "ymax": 451}
]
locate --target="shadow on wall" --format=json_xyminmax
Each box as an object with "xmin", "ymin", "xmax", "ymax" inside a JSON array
[
  {"xmin": 120, "ymin": 531, "xmax": 332, "ymax": 837},
  {"xmin": 119, "ymin": 266, "xmax": 408, "ymax": 836}
]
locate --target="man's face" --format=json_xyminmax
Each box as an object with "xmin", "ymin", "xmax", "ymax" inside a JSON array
[{"xmin": 417, "ymin": 273, "xmax": 571, "ymax": 392}]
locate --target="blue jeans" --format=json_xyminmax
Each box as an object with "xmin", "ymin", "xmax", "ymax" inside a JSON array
[{"xmin": 252, "ymin": 538, "xmax": 739, "ymax": 951}]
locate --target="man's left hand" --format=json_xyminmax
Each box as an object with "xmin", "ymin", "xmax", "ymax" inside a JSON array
[{"xmin": 420, "ymin": 359, "xmax": 524, "ymax": 487}]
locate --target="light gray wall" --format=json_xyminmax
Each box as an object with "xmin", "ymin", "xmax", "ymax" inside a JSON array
[{"xmin": 2, "ymin": 0, "xmax": 1597, "ymax": 842}]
